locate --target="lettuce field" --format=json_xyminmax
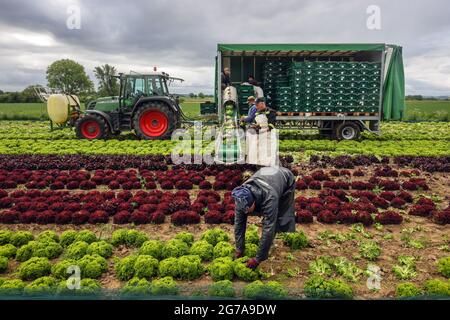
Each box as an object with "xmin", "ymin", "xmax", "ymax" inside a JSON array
[{"xmin": 0, "ymin": 120, "xmax": 449, "ymax": 300}]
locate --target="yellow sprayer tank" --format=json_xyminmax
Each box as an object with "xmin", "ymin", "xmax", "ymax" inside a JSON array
[{"xmin": 47, "ymin": 94, "xmax": 80, "ymax": 124}]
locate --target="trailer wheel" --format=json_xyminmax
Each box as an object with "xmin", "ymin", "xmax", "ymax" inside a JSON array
[
  {"xmin": 334, "ymin": 122, "xmax": 361, "ymax": 141},
  {"xmin": 75, "ymin": 114, "xmax": 109, "ymax": 140},
  {"xmin": 133, "ymin": 102, "xmax": 175, "ymax": 140}
]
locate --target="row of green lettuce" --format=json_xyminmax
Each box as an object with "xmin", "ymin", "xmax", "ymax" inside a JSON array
[
  {"xmin": 0, "ymin": 121, "xmax": 449, "ymax": 141},
  {"xmin": 0, "ymin": 138, "xmax": 448, "ymax": 157}
]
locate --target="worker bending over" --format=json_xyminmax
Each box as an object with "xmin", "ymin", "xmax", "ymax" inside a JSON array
[{"xmin": 232, "ymin": 166, "xmax": 296, "ymax": 270}]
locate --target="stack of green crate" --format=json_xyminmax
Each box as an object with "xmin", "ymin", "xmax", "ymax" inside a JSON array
[
  {"xmin": 288, "ymin": 62, "xmax": 316, "ymax": 112},
  {"xmin": 262, "ymin": 60, "xmax": 289, "ymax": 110},
  {"xmin": 200, "ymin": 102, "xmax": 217, "ymax": 115},
  {"xmin": 237, "ymin": 84, "xmax": 254, "ymax": 115},
  {"xmin": 287, "ymin": 61, "xmax": 381, "ymax": 113}
]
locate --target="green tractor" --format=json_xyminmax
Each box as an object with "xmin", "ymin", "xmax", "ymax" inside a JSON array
[{"xmin": 75, "ymin": 72, "xmax": 184, "ymax": 140}]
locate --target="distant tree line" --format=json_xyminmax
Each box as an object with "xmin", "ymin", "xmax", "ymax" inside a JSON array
[
  {"xmin": 405, "ymin": 95, "xmax": 449, "ymax": 101},
  {"xmin": 0, "ymin": 58, "xmax": 213, "ymax": 103},
  {"xmin": 188, "ymin": 93, "xmax": 213, "ymax": 98},
  {"xmin": 0, "ymin": 59, "xmax": 120, "ymax": 103}
]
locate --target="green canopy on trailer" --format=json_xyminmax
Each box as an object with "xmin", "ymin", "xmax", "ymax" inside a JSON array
[
  {"xmin": 215, "ymin": 43, "xmax": 405, "ymax": 120},
  {"xmin": 218, "ymin": 43, "xmax": 386, "ymax": 53}
]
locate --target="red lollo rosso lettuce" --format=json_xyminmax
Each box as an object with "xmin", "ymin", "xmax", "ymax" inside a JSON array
[
  {"xmin": 199, "ymin": 181, "xmax": 212, "ymax": 190},
  {"xmin": 323, "ymin": 181, "xmax": 338, "ymax": 190},
  {"xmin": 397, "ymin": 191, "xmax": 413, "ymax": 203},
  {"xmin": 408, "ymin": 205, "xmax": 435, "ymax": 217},
  {"xmin": 351, "ymin": 181, "xmax": 372, "ymax": 191},
  {"xmin": 401, "ymin": 181, "xmax": 418, "ymax": 191},
  {"xmin": 307, "ymin": 203, "xmax": 324, "ymax": 215},
  {"xmin": 113, "ymin": 211, "xmax": 131, "ymax": 224},
  {"xmin": 317, "ymin": 210, "xmax": 336, "ymax": 224},
  {"xmin": 390, "ymin": 197, "xmax": 406, "ymax": 209},
  {"xmin": 36, "ymin": 210, "xmax": 56, "ymax": 224},
  {"xmin": 379, "ymin": 191, "xmax": 396, "ymax": 201},
  {"xmin": 416, "ymin": 197, "xmax": 435, "ymax": 208},
  {"xmin": 311, "ymin": 170, "xmax": 330, "ymax": 181},
  {"xmin": 130, "ymin": 211, "xmax": 150, "ymax": 225},
  {"xmin": 213, "ymin": 181, "xmax": 227, "ymax": 190},
  {"xmin": 207, "ymin": 203, "xmax": 223, "ymax": 212},
  {"xmin": 191, "ymin": 202, "xmax": 205, "ymax": 214},
  {"xmin": 378, "ymin": 180, "xmax": 401, "ymax": 191},
  {"xmin": 354, "ymin": 201, "xmax": 377, "ymax": 213},
  {"xmin": 336, "ymin": 210, "xmax": 356, "ymax": 224},
  {"xmin": 222, "ymin": 211, "xmax": 235, "ymax": 224},
  {"xmin": 432, "ymin": 208, "xmax": 449, "ymax": 225},
  {"xmin": 168, "ymin": 198, "xmax": 191, "ymax": 214},
  {"xmin": 351, "ymin": 191, "xmax": 376, "ymax": 201},
  {"xmin": 171, "ymin": 210, "xmax": 201, "ymax": 226},
  {"xmin": 19, "ymin": 210, "xmax": 37, "ymax": 223},
  {"xmin": 375, "ymin": 211, "xmax": 403, "ymax": 225},
  {"xmin": 175, "ymin": 180, "xmax": 193, "ymax": 190},
  {"xmin": 0, "ymin": 210, "xmax": 19, "ymax": 223},
  {"xmin": 150, "ymin": 211, "xmax": 165, "ymax": 224},
  {"xmin": 295, "ymin": 180, "xmax": 308, "ymax": 190},
  {"xmin": 336, "ymin": 180, "xmax": 350, "ymax": 190},
  {"xmin": 371, "ymin": 197, "xmax": 390, "ymax": 209},
  {"xmin": 296, "ymin": 210, "xmax": 314, "ymax": 224},
  {"xmin": 308, "ymin": 181, "xmax": 322, "ymax": 190},
  {"xmin": 353, "ymin": 170, "xmax": 365, "ymax": 177},
  {"xmin": 72, "ymin": 210, "xmax": 90, "ymax": 225},
  {"xmin": 0, "ymin": 197, "xmax": 13, "ymax": 209},
  {"xmin": 324, "ymin": 203, "xmax": 340, "ymax": 214},
  {"xmin": 0, "ymin": 189, "xmax": 8, "ymax": 198},
  {"xmin": 356, "ymin": 211, "xmax": 374, "ymax": 226},
  {"xmin": 55, "ymin": 211, "xmax": 72, "ymax": 224},
  {"xmin": 89, "ymin": 210, "xmax": 109, "ymax": 224},
  {"xmin": 204, "ymin": 211, "xmax": 223, "ymax": 224},
  {"xmin": 175, "ymin": 190, "xmax": 190, "ymax": 199},
  {"xmin": 139, "ymin": 204, "xmax": 158, "ymax": 214},
  {"xmin": 329, "ymin": 170, "xmax": 340, "ymax": 177}
]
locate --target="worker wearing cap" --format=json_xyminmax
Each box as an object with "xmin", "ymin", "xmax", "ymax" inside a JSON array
[
  {"xmin": 253, "ymin": 98, "xmax": 276, "ymax": 131},
  {"xmin": 240, "ymin": 96, "xmax": 257, "ymax": 124},
  {"xmin": 232, "ymin": 166, "xmax": 296, "ymax": 270}
]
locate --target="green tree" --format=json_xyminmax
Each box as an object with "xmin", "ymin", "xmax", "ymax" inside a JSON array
[
  {"xmin": 93, "ymin": 64, "xmax": 119, "ymax": 96},
  {"xmin": 198, "ymin": 92, "xmax": 205, "ymax": 99},
  {"xmin": 21, "ymin": 85, "xmax": 42, "ymax": 103},
  {"xmin": 46, "ymin": 59, "xmax": 93, "ymax": 94},
  {"xmin": 189, "ymin": 93, "xmax": 196, "ymax": 98}
]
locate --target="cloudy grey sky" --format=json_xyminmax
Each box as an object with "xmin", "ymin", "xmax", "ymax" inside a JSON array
[{"xmin": 0, "ymin": 0, "xmax": 449, "ymax": 95}]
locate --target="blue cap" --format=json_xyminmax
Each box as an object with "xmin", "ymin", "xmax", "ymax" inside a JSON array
[{"xmin": 231, "ymin": 186, "xmax": 255, "ymax": 212}]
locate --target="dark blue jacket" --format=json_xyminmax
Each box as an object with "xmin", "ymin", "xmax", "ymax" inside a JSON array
[{"xmin": 242, "ymin": 105, "xmax": 257, "ymax": 123}]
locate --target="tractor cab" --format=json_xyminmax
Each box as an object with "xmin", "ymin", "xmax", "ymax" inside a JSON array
[
  {"xmin": 121, "ymin": 73, "xmax": 171, "ymax": 110},
  {"xmin": 76, "ymin": 71, "xmax": 184, "ymax": 140}
]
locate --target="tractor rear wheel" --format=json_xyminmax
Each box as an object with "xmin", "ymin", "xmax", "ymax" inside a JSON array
[
  {"xmin": 133, "ymin": 102, "xmax": 175, "ymax": 140},
  {"xmin": 75, "ymin": 114, "xmax": 109, "ymax": 140}
]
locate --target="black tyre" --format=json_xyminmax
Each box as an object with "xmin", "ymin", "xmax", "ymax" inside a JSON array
[
  {"xmin": 75, "ymin": 114, "xmax": 110, "ymax": 140},
  {"xmin": 334, "ymin": 122, "xmax": 361, "ymax": 141},
  {"xmin": 133, "ymin": 102, "xmax": 175, "ymax": 140}
]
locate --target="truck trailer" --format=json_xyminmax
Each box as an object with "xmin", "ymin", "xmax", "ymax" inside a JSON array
[{"xmin": 214, "ymin": 43, "xmax": 405, "ymax": 140}]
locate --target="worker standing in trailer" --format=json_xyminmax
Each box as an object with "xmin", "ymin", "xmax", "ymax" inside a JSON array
[
  {"xmin": 221, "ymin": 68, "xmax": 231, "ymax": 90},
  {"xmin": 232, "ymin": 166, "xmax": 296, "ymax": 270}
]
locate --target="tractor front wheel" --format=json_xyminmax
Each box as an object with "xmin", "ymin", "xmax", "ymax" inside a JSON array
[
  {"xmin": 133, "ymin": 103, "xmax": 175, "ymax": 140},
  {"xmin": 75, "ymin": 114, "xmax": 109, "ymax": 140}
]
